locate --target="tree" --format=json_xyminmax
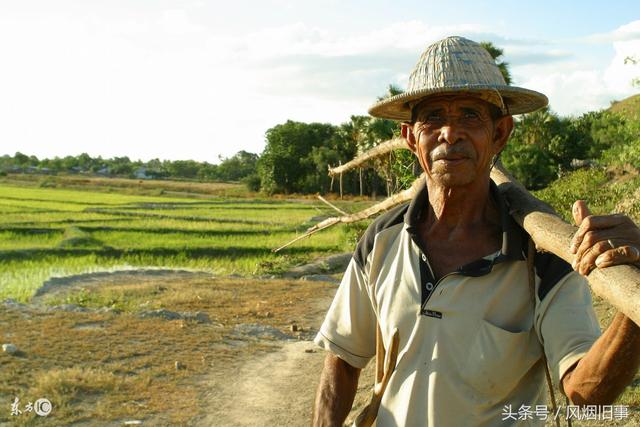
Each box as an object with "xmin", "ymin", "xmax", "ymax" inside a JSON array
[
  {"xmin": 13, "ymin": 152, "xmax": 31, "ymax": 167},
  {"xmin": 480, "ymin": 41, "xmax": 512, "ymax": 84},
  {"xmin": 216, "ymin": 150, "xmax": 259, "ymax": 181},
  {"xmin": 258, "ymin": 121, "xmax": 338, "ymax": 194}
]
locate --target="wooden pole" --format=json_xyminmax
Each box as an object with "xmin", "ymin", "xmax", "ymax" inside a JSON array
[
  {"xmin": 359, "ymin": 168, "xmax": 363, "ymax": 197},
  {"xmin": 329, "ymin": 165, "xmax": 335, "ymax": 192},
  {"xmin": 491, "ymin": 161, "xmax": 640, "ymax": 327},
  {"xmin": 339, "ymin": 173, "xmax": 343, "ymax": 200},
  {"xmin": 317, "ymin": 195, "xmax": 348, "ymax": 216},
  {"xmin": 329, "ymin": 138, "xmax": 406, "ymax": 176}
]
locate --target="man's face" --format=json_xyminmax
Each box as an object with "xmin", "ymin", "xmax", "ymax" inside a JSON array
[{"xmin": 403, "ymin": 95, "xmax": 511, "ymax": 188}]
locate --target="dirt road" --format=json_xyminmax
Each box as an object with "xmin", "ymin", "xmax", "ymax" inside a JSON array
[
  {"xmin": 196, "ymin": 291, "xmax": 375, "ymax": 427},
  {"xmin": 198, "ymin": 340, "xmax": 326, "ymax": 426}
]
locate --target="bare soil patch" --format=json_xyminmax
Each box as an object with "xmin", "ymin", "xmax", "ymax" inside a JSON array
[{"xmin": 0, "ymin": 273, "xmax": 338, "ymax": 426}]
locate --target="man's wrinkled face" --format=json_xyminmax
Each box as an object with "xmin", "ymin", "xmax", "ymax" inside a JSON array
[{"xmin": 405, "ymin": 95, "xmax": 509, "ymax": 188}]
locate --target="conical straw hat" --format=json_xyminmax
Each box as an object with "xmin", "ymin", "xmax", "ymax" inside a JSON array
[{"xmin": 368, "ymin": 36, "xmax": 548, "ymax": 121}]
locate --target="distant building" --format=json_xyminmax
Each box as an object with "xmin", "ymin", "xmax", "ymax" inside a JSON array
[
  {"xmin": 97, "ymin": 167, "xmax": 111, "ymax": 176},
  {"xmin": 134, "ymin": 167, "xmax": 151, "ymax": 179}
]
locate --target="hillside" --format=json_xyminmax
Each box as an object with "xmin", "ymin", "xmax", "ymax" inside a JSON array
[{"xmin": 609, "ymin": 93, "xmax": 640, "ymax": 121}]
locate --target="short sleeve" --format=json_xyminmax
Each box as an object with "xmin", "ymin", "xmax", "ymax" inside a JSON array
[
  {"xmin": 314, "ymin": 257, "xmax": 377, "ymax": 369},
  {"xmin": 534, "ymin": 271, "xmax": 601, "ymax": 388}
]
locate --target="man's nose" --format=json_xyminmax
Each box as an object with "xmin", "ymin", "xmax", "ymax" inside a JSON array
[{"xmin": 437, "ymin": 123, "xmax": 462, "ymax": 145}]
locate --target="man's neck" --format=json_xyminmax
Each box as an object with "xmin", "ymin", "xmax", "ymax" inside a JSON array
[{"xmin": 423, "ymin": 177, "xmax": 498, "ymax": 239}]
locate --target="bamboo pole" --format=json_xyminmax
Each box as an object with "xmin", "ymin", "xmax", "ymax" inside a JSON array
[
  {"xmin": 272, "ymin": 176, "xmax": 422, "ymax": 253},
  {"xmin": 329, "ymin": 138, "xmax": 406, "ymax": 176},
  {"xmin": 317, "ymin": 195, "xmax": 348, "ymax": 216},
  {"xmin": 491, "ymin": 161, "xmax": 640, "ymax": 326}
]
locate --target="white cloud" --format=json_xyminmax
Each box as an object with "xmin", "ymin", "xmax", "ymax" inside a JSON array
[
  {"xmin": 0, "ymin": 7, "xmax": 638, "ymax": 162},
  {"xmin": 513, "ymin": 21, "xmax": 640, "ymax": 116},
  {"xmin": 582, "ymin": 20, "xmax": 640, "ymax": 44}
]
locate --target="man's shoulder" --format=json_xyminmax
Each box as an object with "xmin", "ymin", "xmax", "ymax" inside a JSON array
[
  {"xmin": 533, "ymin": 250, "xmax": 575, "ymax": 301},
  {"xmin": 353, "ymin": 202, "xmax": 409, "ymax": 269}
]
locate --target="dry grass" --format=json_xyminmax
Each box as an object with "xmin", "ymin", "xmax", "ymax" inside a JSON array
[
  {"xmin": 0, "ymin": 275, "xmax": 336, "ymax": 426},
  {"xmin": 0, "ymin": 174, "xmax": 248, "ymax": 198}
]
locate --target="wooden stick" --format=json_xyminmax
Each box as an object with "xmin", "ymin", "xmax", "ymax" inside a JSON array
[
  {"xmin": 329, "ymin": 138, "xmax": 407, "ymax": 176},
  {"xmin": 491, "ymin": 161, "xmax": 640, "ymax": 326},
  {"xmin": 317, "ymin": 195, "xmax": 348, "ymax": 216},
  {"xmin": 272, "ymin": 176, "xmax": 422, "ymax": 253},
  {"xmin": 353, "ymin": 328, "xmax": 399, "ymax": 427}
]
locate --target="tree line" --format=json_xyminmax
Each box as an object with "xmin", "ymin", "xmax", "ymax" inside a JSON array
[
  {"xmin": 3, "ymin": 101, "xmax": 636, "ymax": 196},
  {"xmin": 254, "ymin": 106, "xmax": 639, "ymax": 195},
  {"xmin": 0, "ymin": 150, "xmax": 259, "ymax": 183}
]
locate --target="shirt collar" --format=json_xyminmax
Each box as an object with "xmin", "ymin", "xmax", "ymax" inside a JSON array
[{"xmin": 404, "ymin": 178, "xmax": 525, "ymax": 262}]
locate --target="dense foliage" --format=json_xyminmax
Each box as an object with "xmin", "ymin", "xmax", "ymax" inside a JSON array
[
  {"xmin": 256, "ymin": 116, "xmax": 399, "ymax": 195},
  {"xmin": 502, "ymin": 108, "xmax": 639, "ymax": 189}
]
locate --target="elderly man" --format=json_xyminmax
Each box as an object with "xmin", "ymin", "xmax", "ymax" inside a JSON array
[{"xmin": 312, "ymin": 36, "xmax": 640, "ymax": 426}]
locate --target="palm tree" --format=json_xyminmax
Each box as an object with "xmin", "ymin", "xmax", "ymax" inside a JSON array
[{"xmin": 480, "ymin": 41, "xmax": 512, "ymax": 84}]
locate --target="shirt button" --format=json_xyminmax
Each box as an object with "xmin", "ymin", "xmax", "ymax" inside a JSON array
[
  {"xmin": 421, "ymin": 254, "xmax": 427, "ymax": 262},
  {"xmin": 425, "ymin": 282, "xmax": 434, "ymax": 291}
]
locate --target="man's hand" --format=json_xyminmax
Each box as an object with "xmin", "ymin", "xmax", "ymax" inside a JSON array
[
  {"xmin": 570, "ymin": 200, "xmax": 640, "ymax": 276},
  {"xmin": 562, "ymin": 200, "xmax": 640, "ymax": 405}
]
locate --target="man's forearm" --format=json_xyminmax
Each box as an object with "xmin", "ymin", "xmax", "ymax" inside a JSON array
[
  {"xmin": 312, "ymin": 353, "xmax": 361, "ymax": 427},
  {"xmin": 563, "ymin": 312, "xmax": 640, "ymax": 405}
]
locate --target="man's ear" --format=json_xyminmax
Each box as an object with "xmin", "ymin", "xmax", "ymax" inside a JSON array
[
  {"xmin": 493, "ymin": 115, "xmax": 514, "ymax": 154},
  {"xmin": 401, "ymin": 122, "xmax": 417, "ymax": 153}
]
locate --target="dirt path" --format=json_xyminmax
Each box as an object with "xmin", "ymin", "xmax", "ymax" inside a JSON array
[
  {"xmin": 195, "ymin": 288, "xmax": 375, "ymax": 427},
  {"xmin": 198, "ymin": 340, "xmax": 326, "ymax": 427}
]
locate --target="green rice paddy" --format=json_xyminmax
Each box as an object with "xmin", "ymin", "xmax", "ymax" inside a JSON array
[{"xmin": 0, "ymin": 183, "xmax": 365, "ymax": 302}]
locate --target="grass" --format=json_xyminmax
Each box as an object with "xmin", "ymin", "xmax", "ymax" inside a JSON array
[
  {"xmin": 0, "ymin": 275, "xmax": 336, "ymax": 426},
  {"xmin": 534, "ymin": 168, "xmax": 640, "ymax": 223},
  {"xmin": 0, "ymin": 177, "xmax": 367, "ymax": 301},
  {"xmin": 0, "ymin": 179, "xmax": 367, "ymax": 302},
  {"xmin": 0, "ymin": 173, "xmax": 249, "ymax": 198}
]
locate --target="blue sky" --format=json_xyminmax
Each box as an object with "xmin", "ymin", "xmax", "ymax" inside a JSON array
[{"xmin": 0, "ymin": 1, "xmax": 638, "ymax": 162}]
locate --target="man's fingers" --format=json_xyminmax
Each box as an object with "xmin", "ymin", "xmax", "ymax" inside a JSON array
[
  {"xmin": 570, "ymin": 214, "xmax": 630, "ymax": 254},
  {"xmin": 594, "ymin": 245, "xmax": 640, "ymax": 269},
  {"xmin": 573, "ymin": 240, "xmax": 612, "ymax": 274},
  {"xmin": 570, "ymin": 200, "xmax": 591, "ymax": 254},
  {"xmin": 572, "ymin": 200, "xmax": 591, "ymax": 226}
]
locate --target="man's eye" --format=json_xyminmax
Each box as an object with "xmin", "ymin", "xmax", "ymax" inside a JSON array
[
  {"xmin": 425, "ymin": 112, "xmax": 443, "ymax": 121},
  {"xmin": 462, "ymin": 110, "xmax": 481, "ymax": 119}
]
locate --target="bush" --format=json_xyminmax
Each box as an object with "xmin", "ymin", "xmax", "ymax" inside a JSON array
[
  {"xmin": 242, "ymin": 173, "xmax": 261, "ymax": 192},
  {"xmin": 340, "ymin": 221, "xmax": 371, "ymax": 249},
  {"xmin": 501, "ymin": 142, "xmax": 557, "ymax": 190},
  {"xmin": 532, "ymin": 168, "xmax": 640, "ymax": 222}
]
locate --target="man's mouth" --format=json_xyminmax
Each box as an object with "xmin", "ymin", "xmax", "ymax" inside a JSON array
[{"xmin": 434, "ymin": 155, "xmax": 469, "ymax": 162}]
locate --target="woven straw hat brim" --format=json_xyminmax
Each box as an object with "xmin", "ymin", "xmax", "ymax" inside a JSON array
[{"xmin": 368, "ymin": 84, "xmax": 549, "ymax": 121}]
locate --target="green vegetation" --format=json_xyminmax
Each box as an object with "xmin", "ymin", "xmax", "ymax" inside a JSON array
[
  {"xmin": 0, "ymin": 150, "xmax": 259, "ymax": 183},
  {"xmin": 257, "ymin": 116, "xmax": 398, "ymax": 196},
  {"xmin": 0, "ymin": 182, "xmax": 369, "ymax": 302},
  {"xmin": 534, "ymin": 169, "xmax": 640, "ymax": 222}
]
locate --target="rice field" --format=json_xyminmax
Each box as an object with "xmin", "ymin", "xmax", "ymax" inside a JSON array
[{"xmin": 0, "ymin": 182, "xmax": 366, "ymax": 302}]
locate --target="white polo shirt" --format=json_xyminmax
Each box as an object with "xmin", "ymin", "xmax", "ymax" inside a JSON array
[{"xmin": 315, "ymin": 181, "xmax": 601, "ymax": 426}]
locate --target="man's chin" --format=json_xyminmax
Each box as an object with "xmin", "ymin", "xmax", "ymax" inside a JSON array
[{"xmin": 428, "ymin": 173, "xmax": 476, "ymax": 188}]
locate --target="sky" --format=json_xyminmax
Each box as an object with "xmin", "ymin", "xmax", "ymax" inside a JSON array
[{"xmin": 0, "ymin": 1, "xmax": 638, "ymax": 163}]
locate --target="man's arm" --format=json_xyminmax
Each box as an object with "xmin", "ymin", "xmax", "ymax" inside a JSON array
[
  {"xmin": 312, "ymin": 353, "xmax": 361, "ymax": 427},
  {"xmin": 562, "ymin": 200, "xmax": 640, "ymax": 404},
  {"xmin": 562, "ymin": 312, "xmax": 640, "ymax": 404}
]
